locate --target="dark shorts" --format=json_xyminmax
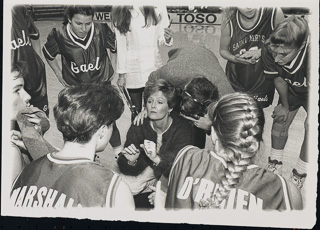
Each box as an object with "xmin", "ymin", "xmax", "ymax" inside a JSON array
[
  {"xmin": 278, "ymin": 89, "xmax": 308, "ymax": 112},
  {"xmin": 252, "ymin": 89, "xmax": 275, "ymax": 109}
]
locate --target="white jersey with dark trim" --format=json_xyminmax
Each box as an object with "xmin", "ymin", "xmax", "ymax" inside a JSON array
[
  {"xmin": 11, "ymin": 153, "xmax": 121, "ymax": 208},
  {"xmin": 166, "ymin": 146, "xmax": 292, "ymax": 210}
]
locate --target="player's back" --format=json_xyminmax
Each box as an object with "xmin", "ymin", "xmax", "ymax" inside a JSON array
[{"xmin": 11, "ymin": 153, "xmax": 121, "ymax": 208}]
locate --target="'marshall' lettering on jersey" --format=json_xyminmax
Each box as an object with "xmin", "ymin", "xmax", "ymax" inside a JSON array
[
  {"xmin": 11, "ymin": 30, "xmax": 32, "ymax": 50},
  {"xmin": 11, "ymin": 186, "xmax": 82, "ymax": 208},
  {"xmin": 177, "ymin": 177, "xmax": 263, "ymax": 210},
  {"xmin": 71, "ymin": 57, "xmax": 101, "ymax": 74}
]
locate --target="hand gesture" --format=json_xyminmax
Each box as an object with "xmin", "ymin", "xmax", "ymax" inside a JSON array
[
  {"xmin": 141, "ymin": 140, "xmax": 157, "ymax": 162},
  {"xmin": 133, "ymin": 109, "xmax": 148, "ymax": 126},
  {"xmin": 239, "ymin": 48, "xmax": 261, "ymax": 64},
  {"xmin": 117, "ymin": 74, "xmax": 126, "ymax": 88},
  {"xmin": 234, "ymin": 54, "xmax": 253, "ymax": 65},
  {"xmin": 180, "ymin": 113, "xmax": 212, "ymax": 131},
  {"xmin": 11, "ymin": 130, "xmax": 26, "ymax": 151},
  {"xmin": 164, "ymin": 28, "xmax": 173, "ymax": 44},
  {"xmin": 272, "ymin": 104, "xmax": 289, "ymax": 123},
  {"xmin": 148, "ymin": 181, "xmax": 166, "ymax": 209},
  {"xmin": 122, "ymin": 144, "xmax": 140, "ymax": 163},
  {"xmin": 24, "ymin": 113, "xmax": 42, "ymax": 134}
]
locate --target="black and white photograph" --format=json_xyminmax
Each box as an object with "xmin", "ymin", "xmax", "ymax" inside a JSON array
[{"xmin": 2, "ymin": 0, "xmax": 319, "ymax": 229}]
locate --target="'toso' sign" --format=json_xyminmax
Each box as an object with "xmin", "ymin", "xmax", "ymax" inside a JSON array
[{"xmin": 169, "ymin": 13, "xmax": 221, "ymax": 25}]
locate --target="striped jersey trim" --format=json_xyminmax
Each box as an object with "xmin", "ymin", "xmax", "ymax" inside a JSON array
[
  {"xmin": 47, "ymin": 153, "xmax": 92, "ymax": 164},
  {"xmin": 67, "ymin": 23, "xmax": 94, "ymax": 50},
  {"xmin": 276, "ymin": 174, "xmax": 292, "ymax": 210},
  {"xmin": 236, "ymin": 8, "xmax": 264, "ymax": 33},
  {"xmin": 105, "ymin": 174, "xmax": 121, "ymax": 208},
  {"xmin": 264, "ymin": 70, "xmax": 278, "ymax": 75},
  {"xmin": 168, "ymin": 145, "xmax": 197, "ymax": 185},
  {"xmin": 271, "ymin": 8, "xmax": 276, "ymax": 30},
  {"xmin": 283, "ymin": 39, "xmax": 309, "ymax": 75},
  {"xmin": 42, "ymin": 45, "xmax": 55, "ymax": 60}
]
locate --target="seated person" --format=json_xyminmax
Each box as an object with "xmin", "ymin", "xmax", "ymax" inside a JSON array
[
  {"xmin": 165, "ymin": 93, "xmax": 302, "ymax": 210},
  {"xmin": 10, "ymin": 61, "xmax": 51, "ymax": 186},
  {"xmin": 117, "ymin": 79, "xmax": 193, "ymax": 209},
  {"xmin": 11, "ymin": 83, "xmax": 135, "ymax": 208},
  {"xmin": 137, "ymin": 46, "xmax": 233, "ymax": 148}
]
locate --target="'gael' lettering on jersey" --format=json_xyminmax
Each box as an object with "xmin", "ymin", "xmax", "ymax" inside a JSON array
[
  {"xmin": 232, "ymin": 34, "xmax": 266, "ymax": 52},
  {"xmin": 11, "ymin": 30, "xmax": 32, "ymax": 50},
  {"xmin": 11, "ymin": 186, "xmax": 82, "ymax": 208},
  {"xmin": 284, "ymin": 76, "xmax": 308, "ymax": 88},
  {"xmin": 71, "ymin": 57, "xmax": 101, "ymax": 74},
  {"xmin": 177, "ymin": 177, "xmax": 263, "ymax": 210}
]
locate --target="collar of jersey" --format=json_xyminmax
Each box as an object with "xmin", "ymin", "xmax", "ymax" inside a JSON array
[
  {"xmin": 236, "ymin": 8, "xmax": 264, "ymax": 33},
  {"xmin": 283, "ymin": 37, "xmax": 309, "ymax": 74},
  {"xmin": 67, "ymin": 23, "xmax": 94, "ymax": 50},
  {"xmin": 47, "ymin": 152, "xmax": 93, "ymax": 164},
  {"xmin": 209, "ymin": 151, "xmax": 258, "ymax": 170}
]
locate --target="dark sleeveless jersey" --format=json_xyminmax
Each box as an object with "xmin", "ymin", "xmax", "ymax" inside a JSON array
[
  {"xmin": 262, "ymin": 39, "xmax": 309, "ymax": 99},
  {"xmin": 43, "ymin": 22, "xmax": 115, "ymax": 86},
  {"xmin": 11, "ymin": 153, "xmax": 121, "ymax": 208},
  {"xmin": 225, "ymin": 8, "xmax": 277, "ymax": 104},
  {"xmin": 11, "ymin": 6, "xmax": 48, "ymax": 113},
  {"xmin": 166, "ymin": 146, "xmax": 292, "ymax": 210}
]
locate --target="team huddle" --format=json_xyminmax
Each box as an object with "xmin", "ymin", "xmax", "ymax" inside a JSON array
[{"xmin": 9, "ymin": 5, "xmax": 309, "ymax": 211}]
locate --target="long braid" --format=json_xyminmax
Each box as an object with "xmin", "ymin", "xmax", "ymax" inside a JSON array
[{"xmin": 201, "ymin": 93, "xmax": 264, "ymax": 208}]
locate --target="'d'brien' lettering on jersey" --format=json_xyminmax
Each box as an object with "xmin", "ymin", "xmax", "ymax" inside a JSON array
[
  {"xmin": 11, "ymin": 30, "xmax": 32, "ymax": 50},
  {"xmin": 71, "ymin": 57, "xmax": 101, "ymax": 74},
  {"xmin": 284, "ymin": 77, "xmax": 308, "ymax": 88},
  {"xmin": 11, "ymin": 186, "xmax": 82, "ymax": 208},
  {"xmin": 232, "ymin": 34, "xmax": 266, "ymax": 52},
  {"xmin": 177, "ymin": 177, "xmax": 263, "ymax": 210}
]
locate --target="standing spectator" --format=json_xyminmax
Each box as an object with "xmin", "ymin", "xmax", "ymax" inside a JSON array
[
  {"xmin": 262, "ymin": 16, "xmax": 310, "ymax": 189},
  {"xmin": 112, "ymin": 5, "xmax": 173, "ymax": 120},
  {"xmin": 219, "ymin": 7, "xmax": 284, "ymax": 108},
  {"xmin": 43, "ymin": 5, "xmax": 122, "ymax": 155},
  {"xmin": 11, "ymin": 5, "xmax": 49, "ymax": 116},
  {"xmin": 11, "ymin": 84, "xmax": 135, "ymax": 209}
]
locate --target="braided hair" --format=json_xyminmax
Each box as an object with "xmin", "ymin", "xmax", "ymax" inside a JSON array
[{"xmin": 204, "ymin": 92, "xmax": 265, "ymax": 208}]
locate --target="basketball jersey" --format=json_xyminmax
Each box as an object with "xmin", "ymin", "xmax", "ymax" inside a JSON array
[
  {"xmin": 43, "ymin": 22, "xmax": 115, "ymax": 86},
  {"xmin": 262, "ymin": 39, "xmax": 309, "ymax": 99},
  {"xmin": 225, "ymin": 8, "xmax": 276, "ymax": 103},
  {"xmin": 166, "ymin": 146, "xmax": 292, "ymax": 210},
  {"xmin": 11, "ymin": 153, "xmax": 121, "ymax": 208},
  {"xmin": 11, "ymin": 6, "xmax": 48, "ymax": 113}
]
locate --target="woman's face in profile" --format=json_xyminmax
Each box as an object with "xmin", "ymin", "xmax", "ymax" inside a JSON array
[
  {"xmin": 69, "ymin": 14, "xmax": 93, "ymax": 38},
  {"xmin": 11, "ymin": 71, "xmax": 31, "ymax": 120},
  {"xmin": 146, "ymin": 91, "xmax": 171, "ymax": 121}
]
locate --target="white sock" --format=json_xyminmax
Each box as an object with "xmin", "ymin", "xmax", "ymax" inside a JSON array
[
  {"xmin": 270, "ymin": 148, "xmax": 284, "ymax": 162},
  {"xmin": 294, "ymin": 158, "xmax": 308, "ymax": 175}
]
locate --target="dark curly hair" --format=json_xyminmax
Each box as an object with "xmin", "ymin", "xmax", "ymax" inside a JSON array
[
  {"xmin": 53, "ymin": 83, "xmax": 124, "ymax": 143},
  {"xmin": 62, "ymin": 5, "xmax": 94, "ymax": 25},
  {"xmin": 181, "ymin": 77, "xmax": 219, "ymax": 117}
]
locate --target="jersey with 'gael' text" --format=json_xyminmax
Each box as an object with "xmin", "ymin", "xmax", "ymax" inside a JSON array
[
  {"xmin": 43, "ymin": 22, "xmax": 116, "ymax": 86},
  {"xmin": 226, "ymin": 8, "xmax": 277, "ymax": 107}
]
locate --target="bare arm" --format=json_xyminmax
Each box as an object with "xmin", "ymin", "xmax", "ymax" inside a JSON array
[
  {"xmin": 45, "ymin": 57, "xmax": 68, "ymax": 87},
  {"xmin": 114, "ymin": 180, "xmax": 135, "ymax": 209},
  {"xmin": 219, "ymin": 20, "xmax": 252, "ymax": 65},
  {"xmin": 273, "ymin": 77, "xmax": 290, "ymax": 122}
]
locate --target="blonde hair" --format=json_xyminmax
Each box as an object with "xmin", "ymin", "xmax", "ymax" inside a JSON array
[{"xmin": 207, "ymin": 92, "xmax": 265, "ymax": 208}]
